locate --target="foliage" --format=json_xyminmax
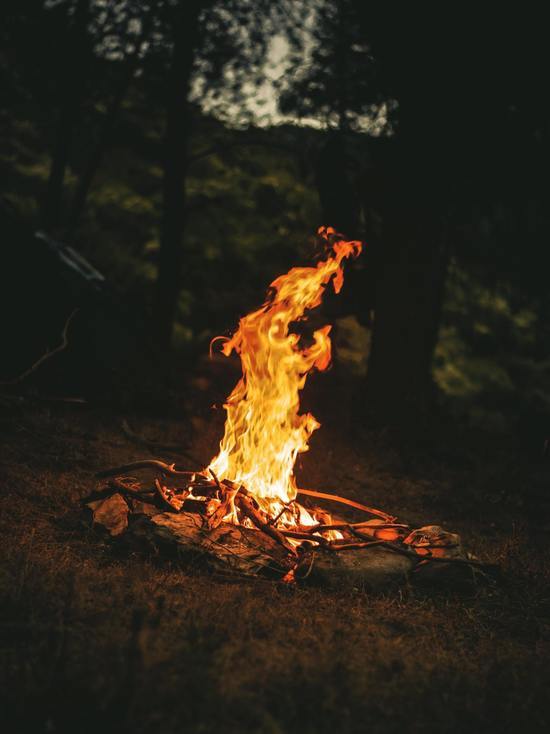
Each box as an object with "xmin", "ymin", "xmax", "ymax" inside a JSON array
[
  {"xmin": 278, "ymin": 0, "xmax": 386, "ymax": 133},
  {"xmin": 434, "ymin": 260, "xmax": 550, "ymax": 434}
]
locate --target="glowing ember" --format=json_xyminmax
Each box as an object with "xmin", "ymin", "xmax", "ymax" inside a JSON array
[{"xmin": 206, "ymin": 226, "xmax": 362, "ymax": 526}]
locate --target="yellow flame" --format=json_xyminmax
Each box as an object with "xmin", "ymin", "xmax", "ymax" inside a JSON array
[{"xmin": 207, "ymin": 227, "xmax": 362, "ymax": 516}]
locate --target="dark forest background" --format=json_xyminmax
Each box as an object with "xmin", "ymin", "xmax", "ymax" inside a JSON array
[{"xmin": 1, "ymin": 0, "xmax": 549, "ymax": 440}]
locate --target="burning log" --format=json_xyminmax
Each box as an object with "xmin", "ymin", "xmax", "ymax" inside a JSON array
[
  {"xmin": 153, "ymin": 478, "xmax": 187, "ymax": 512},
  {"xmin": 296, "ymin": 489, "xmax": 395, "ymax": 523},
  {"xmin": 85, "ymin": 469, "xmax": 494, "ymax": 588},
  {"xmin": 234, "ymin": 493, "xmax": 298, "ymax": 556}
]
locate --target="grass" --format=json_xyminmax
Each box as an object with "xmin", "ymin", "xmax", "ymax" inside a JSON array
[{"xmin": 1, "ymin": 391, "xmax": 549, "ymax": 734}]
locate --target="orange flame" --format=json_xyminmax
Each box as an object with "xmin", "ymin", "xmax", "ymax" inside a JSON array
[{"xmin": 207, "ymin": 227, "xmax": 362, "ymax": 520}]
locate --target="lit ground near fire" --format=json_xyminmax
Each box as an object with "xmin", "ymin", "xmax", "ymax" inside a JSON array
[{"xmin": 1, "ymin": 387, "xmax": 549, "ymax": 733}]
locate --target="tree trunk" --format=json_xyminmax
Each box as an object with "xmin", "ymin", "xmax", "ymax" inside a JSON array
[
  {"xmin": 66, "ymin": 8, "xmax": 155, "ymax": 235},
  {"xmin": 41, "ymin": 0, "xmax": 90, "ymax": 232},
  {"xmin": 152, "ymin": 1, "xmax": 202, "ymax": 350},
  {"xmin": 66, "ymin": 65, "xmax": 133, "ymax": 235},
  {"xmin": 315, "ymin": 131, "xmax": 360, "ymax": 238},
  {"xmin": 362, "ymin": 169, "xmax": 449, "ymax": 423}
]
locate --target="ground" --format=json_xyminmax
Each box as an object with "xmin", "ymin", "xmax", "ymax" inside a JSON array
[{"xmin": 1, "ymin": 382, "xmax": 549, "ymax": 734}]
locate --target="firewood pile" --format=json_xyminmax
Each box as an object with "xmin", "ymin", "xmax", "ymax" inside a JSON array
[{"xmin": 83, "ymin": 460, "xmax": 494, "ymax": 589}]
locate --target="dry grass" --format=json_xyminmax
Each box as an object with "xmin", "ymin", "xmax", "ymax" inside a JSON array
[{"xmin": 1, "ymin": 396, "xmax": 549, "ymax": 734}]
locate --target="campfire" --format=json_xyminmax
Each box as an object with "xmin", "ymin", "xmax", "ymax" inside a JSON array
[{"xmin": 88, "ymin": 228, "xmax": 488, "ymax": 586}]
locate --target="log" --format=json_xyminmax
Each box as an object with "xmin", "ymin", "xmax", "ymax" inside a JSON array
[
  {"xmin": 130, "ymin": 511, "xmax": 295, "ymax": 578},
  {"xmin": 84, "ymin": 478, "xmax": 489, "ymax": 589},
  {"xmin": 86, "ymin": 492, "xmax": 417, "ymax": 587},
  {"xmin": 310, "ymin": 543, "xmax": 414, "ymax": 589}
]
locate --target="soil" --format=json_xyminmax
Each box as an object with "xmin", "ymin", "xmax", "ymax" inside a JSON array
[{"xmin": 1, "ymin": 389, "xmax": 549, "ymax": 734}]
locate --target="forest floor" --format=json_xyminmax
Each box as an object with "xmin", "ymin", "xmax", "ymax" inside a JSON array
[{"xmin": 1, "ymin": 375, "xmax": 550, "ymax": 734}]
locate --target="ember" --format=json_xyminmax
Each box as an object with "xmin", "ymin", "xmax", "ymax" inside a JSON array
[{"xmin": 91, "ymin": 228, "xmax": 490, "ymax": 585}]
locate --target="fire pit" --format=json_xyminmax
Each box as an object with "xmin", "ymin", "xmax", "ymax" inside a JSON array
[{"xmin": 86, "ymin": 227, "xmax": 490, "ymax": 588}]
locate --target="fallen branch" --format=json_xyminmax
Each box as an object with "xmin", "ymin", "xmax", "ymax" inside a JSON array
[
  {"xmin": 96, "ymin": 460, "xmax": 196, "ymax": 479},
  {"xmin": 307, "ymin": 521, "xmax": 409, "ymax": 534},
  {"xmin": 82, "ymin": 477, "xmax": 155, "ymax": 504},
  {"xmin": 1, "ymin": 309, "xmax": 78, "ymax": 386},
  {"xmin": 295, "ymin": 488, "xmax": 395, "ymax": 522}
]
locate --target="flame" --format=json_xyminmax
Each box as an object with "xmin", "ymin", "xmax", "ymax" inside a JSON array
[{"xmin": 207, "ymin": 227, "xmax": 362, "ymax": 522}]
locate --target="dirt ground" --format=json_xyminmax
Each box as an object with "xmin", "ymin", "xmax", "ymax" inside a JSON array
[{"xmin": 1, "ymin": 385, "xmax": 549, "ymax": 734}]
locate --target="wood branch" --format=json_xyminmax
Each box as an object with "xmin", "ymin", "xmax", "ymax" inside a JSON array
[
  {"xmin": 208, "ymin": 468, "xmax": 224, "ymax": 493},
  {"xmin": 350, "ymin": 529, "xmax": 496, "ymax": 571},
  {"xmin": 295, "ymin": 552, "xmax": 316, "ymax": 579},
  {"xmin": 267, "ymin": 501, "xmax": 295, "ymax": 526},
  {"xmin": 208, "ymin": 469, "xmax": 296, "ymax": 553},
  {"xmin": 154, "ymin": 478, "xmax": 185, "ymax": 512},
  {"xmin": 92, "ymin": 458, "xmax": 493, "ymax": 576},
  {"xmin": 108, "ymin": 477, "xmax": 154, "ymax": 497},
  {"xmin": 235, "ymin": 494, "xmax": 298, "ymax": 557},
  {"xmin": 96, "ymin": 461, "xmax": 395, "ymax": 523},
  {"xmin": 82, "ymin": 478, "xmax": 155, "ymax": 505},
  {"xmin": 296, "ymin": 488, "xmax": 395, "ymax": 522},
  {"xmin": 206, "ymin": 487, "xmax": 239, "ymax": 529},
  {"xmin": 325, "ymin": 540, "xmax": 387, "ymax": 551},
  {"xmin": 279, "ymin": 529, "xmax": 330, "ymax": 547},
  {"xmin": 307, "ymin": 522, "xmax": 409, "ymax": 534},
  {"xmin": 96, "ymin": 460, "xmax": 198, "ymax": 479},
  {"xmin": 1, "ymin": 309, "xmax": 78, "ymax": 386}
]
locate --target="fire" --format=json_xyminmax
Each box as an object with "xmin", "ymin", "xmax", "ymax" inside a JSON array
[
  {"xmin": 92, "ymin": 229, "xmax": 468, "ymax": 571},
  {"xmin": 207, "ymin": 227, "xmax": 362, "ymax": 524},
  {"xmin": 91, "ymin": 227, "xmax": 469, "ymax": 572}
]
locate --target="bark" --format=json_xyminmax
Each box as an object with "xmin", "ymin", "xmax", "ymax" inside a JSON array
[
  {"xmin": 41, "ymin": 0, "xmax": 90, "ymax": 232},
  {"xmin": 152, "ymin": 1, "xmax": 202, "ymax": 349}
]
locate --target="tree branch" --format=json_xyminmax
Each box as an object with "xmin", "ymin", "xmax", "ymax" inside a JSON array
[{"xmin": 1, "ymin": 309, "xmax": 78, "ymax": 386}]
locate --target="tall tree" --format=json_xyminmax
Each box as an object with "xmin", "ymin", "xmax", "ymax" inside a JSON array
[
  {"xmin": 41, "ymin": 0, "xmax": 93, "ymax": 232},
  {"xmin": 152, "ymin": 0, "xmax": 202, "ymax": 349},
  {"xmin": 279, "ymin": 0, "xmax": 448, "ymax": 422},
  {"xmin": 279, "ymin": 0, "xmax": 379, "ymax": 237},
  {"xmin": 351, "ymin": 5, "xmax": 549, "ymax": 422},
  {"xmin": 66, "ymin": 0, "xmax": 156, "ymax": 234}
]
